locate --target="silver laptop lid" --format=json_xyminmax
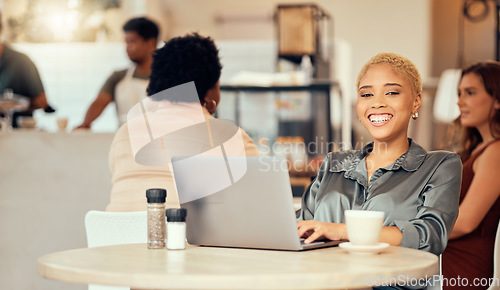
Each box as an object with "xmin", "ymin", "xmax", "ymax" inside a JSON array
[{"xmin": 172, "ymin": 156, "xmax": 303, "ymax": 250}]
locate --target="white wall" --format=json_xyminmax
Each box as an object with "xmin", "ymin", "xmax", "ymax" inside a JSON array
[{"xmin": 13, "ymin": 43, "xmax": 131, "ymax": 132}]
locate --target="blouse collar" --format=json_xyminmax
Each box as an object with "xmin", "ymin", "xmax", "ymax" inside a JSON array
[{"xmin": 329, "ymin": 138, "xmax": 427, "ymax": 174}]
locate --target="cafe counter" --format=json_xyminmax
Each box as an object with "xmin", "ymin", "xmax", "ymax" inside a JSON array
[{"xmin": 0, "ymin": 131, "xmax": 113, "ymax": 290}]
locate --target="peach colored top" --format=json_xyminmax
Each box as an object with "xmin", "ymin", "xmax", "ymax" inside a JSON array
[{"xmin": 106, "ymin": 106, "xmax": 258, "ymax": 212}]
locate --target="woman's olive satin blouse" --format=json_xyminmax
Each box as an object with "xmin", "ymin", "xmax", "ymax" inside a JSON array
[{"xmin": 297, "ymin": 139, "xmax": 462, "ymax": 255}]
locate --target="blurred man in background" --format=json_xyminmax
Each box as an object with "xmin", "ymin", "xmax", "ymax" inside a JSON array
[
  {"xmin": 0, "ymin": 12, "xmax": 53, "ymax": 128},
  {"xmin": 76, "ymin": 17, "xmax": 159, "ymax": 130}
]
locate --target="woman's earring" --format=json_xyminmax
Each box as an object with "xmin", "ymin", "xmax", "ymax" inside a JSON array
[
  {"xmin": 412, "ymin": 112, "xmax": 419, "ymax": 120},
  {"xmin": 204, "ymin": 99, "xmax": 217, "ymax": 113}
]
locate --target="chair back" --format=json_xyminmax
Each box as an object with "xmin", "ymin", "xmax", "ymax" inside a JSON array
[
  {"xmin": 85, "ymin": 210, "xmax": 147, "ymax": 248},
  {"xmin": 488, "ymin": 222, "xmax": 500, "ymax": 290},
  {"xmin": 84, "ymin": 210, "xmax": 148, "ymax": 290},
  {"xmin": 433, "ymin": 69, "xmax": 461, "ymax": 123}
]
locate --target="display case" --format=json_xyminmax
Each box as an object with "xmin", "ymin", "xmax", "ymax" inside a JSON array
[{"xmin": 219, "ymin": 80, "xmax": 340, "ymax": 195}]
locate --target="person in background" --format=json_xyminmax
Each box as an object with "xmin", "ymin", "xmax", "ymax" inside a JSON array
[
  {"xmin": 106, "ymin": 33, "xmax": 259, "ymax": 212},
  {"xmin": 75, "ymin": 17, "xmax": 158, "ymax": 129},
  {"xmin": 297, "ymin": 52, "xmax": 461, "ymax": 257},
  {"xmin": 0, "ymin": 12, "xmax": 53, "ymax": 128},
  {"xmin": 442, "ymin": 61, "xmax": 500, "ymax": 289}
]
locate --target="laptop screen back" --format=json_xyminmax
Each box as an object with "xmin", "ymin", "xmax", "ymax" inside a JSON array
[{"xmin": 172, "ymin": 156, "xmax": 303, "ymax": 250}]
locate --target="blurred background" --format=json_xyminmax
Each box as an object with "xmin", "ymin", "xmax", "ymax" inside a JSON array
[{"xmin": 1, "ymin": 0, "xmax": 498, "ymax": 151}]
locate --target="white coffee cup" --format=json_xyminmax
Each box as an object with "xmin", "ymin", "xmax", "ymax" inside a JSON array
[{"xmin": 345, "ymin": 210, "xmax": 385, "ymax": 246}]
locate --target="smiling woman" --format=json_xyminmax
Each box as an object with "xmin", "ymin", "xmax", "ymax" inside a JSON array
[
  {"xmin": 356, "ymin": 57, "xmax": 422, "ymax": 181},
  {"xmin": 297, "ymin": 52, "xmax": 462, "ymax": 258}
]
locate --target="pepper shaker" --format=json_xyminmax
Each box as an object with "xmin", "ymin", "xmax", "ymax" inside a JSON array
[
  {"xmin": 146, "ymin": 188, "xmax": 167, "ymax": 249},
  {"xmin": 166, "ymin": 208, "xmax": 187, "ymax": 250}
]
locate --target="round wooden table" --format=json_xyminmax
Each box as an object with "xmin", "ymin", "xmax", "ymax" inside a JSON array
[{"xmin": 38, "ymin": 243, "xmax": 439, "ymax": 289}]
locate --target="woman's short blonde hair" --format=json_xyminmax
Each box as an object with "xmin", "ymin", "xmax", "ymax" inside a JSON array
[{"xmin": 356, "ymin": 52, "xmax": 422, "ymax": 96}]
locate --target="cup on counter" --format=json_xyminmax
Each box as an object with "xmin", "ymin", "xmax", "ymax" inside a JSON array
[
  {"xmin": 0, "ymin": 119, "xmax": 7, "ymax": 132},
  {"xmin": 56, "ymin": 117, "xmax": 68, "ymax": 132},
  {"xmin": 345, "ymin": 210, "xmax": 384, "ymax": 246},
  {"xmin": 18, "ymin": 116, "xmax": 37, "ymax": 129}
]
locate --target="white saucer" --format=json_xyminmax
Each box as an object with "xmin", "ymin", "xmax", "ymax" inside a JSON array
[{"xmin": 339, "ymin": 242, "xmax": 390, "ymax": 255}]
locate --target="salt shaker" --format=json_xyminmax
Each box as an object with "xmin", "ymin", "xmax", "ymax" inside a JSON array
[
  {"xmin": 166, "ymin": 208, "xmax": 187, "ymax": 250},
  {"xmin": 146, "ymin": 188, "xmax": 167, "ymax": 249}
]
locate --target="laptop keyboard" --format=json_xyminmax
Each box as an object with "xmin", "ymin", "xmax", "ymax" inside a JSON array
[{"xmin": 300, "ymin": 238, "xmax": 326, "ymax": 247}]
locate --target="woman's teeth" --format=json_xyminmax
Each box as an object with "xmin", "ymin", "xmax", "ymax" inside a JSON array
[{"xmin": 369, "ymin": 114, "xmax": 392, "ymax": 123}]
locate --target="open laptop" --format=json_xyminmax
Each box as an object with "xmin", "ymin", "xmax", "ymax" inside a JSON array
[{"xmin": 171, "ymin": 155, "xmax": 342, "ymax": 251}]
